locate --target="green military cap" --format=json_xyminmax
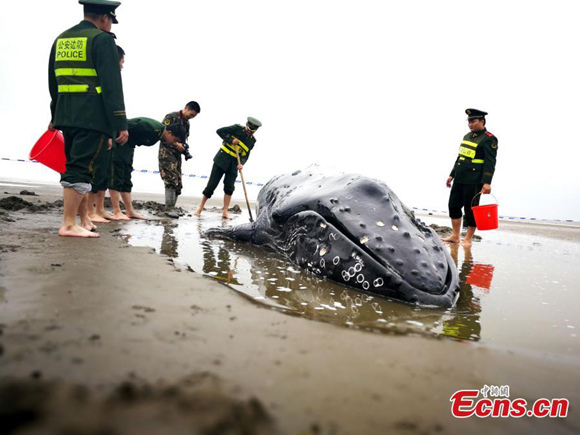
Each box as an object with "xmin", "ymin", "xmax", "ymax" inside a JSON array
[
  {"xmin": 79, "ymin": 0, "xmax": 121, "ymax": 24},
  {"xmin": 246, "ymin": 116, "xmax": 262, "ymax": 130},
  {"xmin": 465, "ymin": 108, "xmax": 488, "ymax": 119}
]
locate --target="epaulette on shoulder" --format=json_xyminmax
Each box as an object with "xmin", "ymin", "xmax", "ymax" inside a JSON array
[{"xmin": 485, "ymin": 131, "xmax": 494, "ymax": 137}]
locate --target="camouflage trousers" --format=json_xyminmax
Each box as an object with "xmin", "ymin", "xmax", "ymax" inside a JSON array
[{"xmin": 158, "ymin": 147, "xmax": 182, "ymax": 196}]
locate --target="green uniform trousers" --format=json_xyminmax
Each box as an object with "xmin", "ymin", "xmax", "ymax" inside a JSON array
[
  {"xmin": 61, "ymin": 127, "xmax": 110, "ymax": 186},
  {"xmin": 90, "ymin": 147, "xmax": 112, "ymax": 193},
  {"xmin": 108, "ymin": 144, "xmax": 135, "ymax": 193},
  {"xmin": 202, "ymin": 163, "xmax": 238, "ymax": 198},
  {"xmin": 448, "ymin": 182, "xmax": 483, "ymax": 228}
]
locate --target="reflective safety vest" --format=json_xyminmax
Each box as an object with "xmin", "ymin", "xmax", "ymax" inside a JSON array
[
  {"xmin": 221, "ymin": 137, "xmax": 250, "ymax": 159},
  {"xmin": 457, "ymin": 137, "xmax": 485, "ymax": 164},
  {"xmin": 54, "ymin": 27, "xmax": 103, "ymax": 95}
]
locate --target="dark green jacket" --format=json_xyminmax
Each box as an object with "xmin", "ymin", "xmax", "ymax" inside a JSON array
[
  {"xmin": 115, "ymin": 117, "xmax": 165, "ymax": 163},
  {"xmin": 450, "ymin": 128, "xmax": 498, "ymax": 184},
  {"xmin": 214, "ymin": 124, "xmax": 257, "ymax": 172},
  {"xmin": 48, "ymin": 20, "xmax": 127, "ymax": 136}
]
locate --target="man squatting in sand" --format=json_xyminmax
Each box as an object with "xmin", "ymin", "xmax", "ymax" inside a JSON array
[
  {"xmin": 443, "ymin": 108, "xmax": 498, "ymax": 247},
  {"xmin": 48, "ymin": 0, "xmax": 128, "ymax": 238},
  {"xmin": 88, "ymin": 44, "xmax": 126, "ymax": 223},
  {"xmin": 108, "ymin": 118, "xmax": 186, "ymax": 220},
  {"xmin": 159, "ymin": 101, "xmax": 200, "ymax": 211},
  {"xmin": 195, "ymin": 117, "xmax": 262, "ymax": 220}
]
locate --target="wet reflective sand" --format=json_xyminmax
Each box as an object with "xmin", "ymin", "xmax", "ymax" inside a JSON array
[{"xmin": 118, "ymin": 213, "xmax": 580, "ymax": 360}]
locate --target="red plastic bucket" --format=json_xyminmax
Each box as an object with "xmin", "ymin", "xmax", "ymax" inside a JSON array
[
  {"xmin": 471, "ymin": 193, "xmax": 498, "ymax": 231},
  {"xmin": 29, "ymin": 129, "xmax": 66, "ymax": 174}
]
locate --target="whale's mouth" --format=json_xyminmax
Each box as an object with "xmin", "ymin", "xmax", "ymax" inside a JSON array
[{"xmin": 284, "ymin": 208, "xmax": 452, "ymax": 298}]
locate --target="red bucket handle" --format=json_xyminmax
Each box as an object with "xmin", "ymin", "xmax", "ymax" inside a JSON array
[{"xmin": 471, "ymin": 192, "xmax": 499, "ymax": 208}]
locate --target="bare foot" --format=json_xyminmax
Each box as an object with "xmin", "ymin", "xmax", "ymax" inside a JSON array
[
  {"xmin": 222, "ymin": 214, "xmax": 232, "ymax": 220},
  {"xmin": 194, "ymin": 209, "xmax": 202, "ymax": 217},
  {"xmin": 97, "ymin": 210, "xmax": 116, "ymax": 220},
  {"xmin": 59, "ymin": 225, "xmax": 100, "ymax": 238},
  {"xmin": 127, "ymin": 212, "xmax": 147, "ymax": 220},
  {"xmin": 461, "ymin": 239, "xmax": 473, "ymax": 248},
  {"xmin": 442, "ymin": 236, "xmax": 460, "ymax": 244},
  {"xmin": 113, "ymin": 211, "xmax": 131, "ymax": 221},
  {"xmin": 89, "ymin": 213, "xmax": 110, "ymax": 223},
  {"xmin": 81, "ymin": 220, "xmax": 98, "ymax": 231}
]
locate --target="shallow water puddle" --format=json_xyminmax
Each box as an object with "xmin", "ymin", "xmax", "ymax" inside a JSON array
[{"xmin": 118, "ymin": 213, "xmax": 580, "ymax": 359}]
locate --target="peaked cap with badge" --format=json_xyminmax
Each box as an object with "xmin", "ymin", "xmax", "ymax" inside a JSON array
[
  {"xmin": 246, "ymin": 117, "xmax": 262, "ymax": 130},
  {"xmin": 79, "ymin": 0, "xmax": 121, "ymax": 23},
  {"xmin": 465, "ymin": 108, "xmax": 488, "ymax": 120}
]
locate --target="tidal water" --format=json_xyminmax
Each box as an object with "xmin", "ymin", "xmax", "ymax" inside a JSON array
[{"xmin": 118, "ymin": 212, "xmax": 580, "ymax": 360}]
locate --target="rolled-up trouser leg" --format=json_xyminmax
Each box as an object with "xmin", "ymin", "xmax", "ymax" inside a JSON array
[
  {"xmin": 223, "ymin": 169, "xmax": 238, "ymax": 196},
  {"xmin": 202, "ymin": 164, "xmax": 226, "ymax": 199},
  {"xmin": 60, "ymin": 181, "xmax": 92, "ymax": 194},
  {"xmin": 449, "ymin": 182, "xmax": 482, "ymax": 227},
  {"xmin": 448, "ymin": 182, "xmax": 464, "ymax": 220},
  {"xmin": 462, "ymin": 183, "xmax": 482, "ymax": 228},
  {"xmin": 165, "ymin": 188, "xmax": 177, "ymax": 209}
]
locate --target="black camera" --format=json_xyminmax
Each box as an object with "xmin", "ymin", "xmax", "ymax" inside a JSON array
[{"xmin": 182, "ymin": 143, "xmax": 193, "ymax": 161}]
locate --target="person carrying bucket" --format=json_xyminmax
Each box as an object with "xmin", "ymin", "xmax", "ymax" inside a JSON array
[
  {"xmin": 443, "ymin": 108, "xmax": 498, "ymax": 248},
  {"xmin": 47, "ymin": 0, "xmax": 128, "ymax": 238}
]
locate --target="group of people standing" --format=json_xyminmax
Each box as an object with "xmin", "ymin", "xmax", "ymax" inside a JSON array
[
  {"xmin": 48, "ymin": 0, "xmax": 497, "ymax": 244},
  {"xmin": 48, "ymin": 0, "xmax": 261, "ymax": 237}
]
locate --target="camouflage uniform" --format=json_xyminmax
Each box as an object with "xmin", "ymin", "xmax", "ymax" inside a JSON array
[{"xmin": 159, "ymin": 111, "xmax": 189, "ymax": 196}]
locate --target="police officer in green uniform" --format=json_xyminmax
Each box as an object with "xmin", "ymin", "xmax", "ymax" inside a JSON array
[
  {"xmin": 195, "ymin": 117, "xmax": 262, "ymax": 219},
  {"xmin": 48, "ymin": 0, "xmax": 128, "ymax": 238},
  {"xmin": 443, "ymin": 109, "xmax": 498, "ymax": 247},
  {"xmin": 159, "ymin": 101, "xmax": 201, "ymax": 209},
  {"xmin": 109, "ymin": 117, "xmax": 186, "ymax": 220}
]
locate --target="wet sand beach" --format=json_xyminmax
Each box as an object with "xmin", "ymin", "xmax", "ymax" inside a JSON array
[{"xmin": 1, "ymin": 183, "xmax": 579, "ymax": 434}]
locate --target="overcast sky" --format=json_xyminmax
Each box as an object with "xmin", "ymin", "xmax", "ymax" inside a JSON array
[{"xmin": 1, "ymin": 0, "xmax": 579, "ymax": 220}]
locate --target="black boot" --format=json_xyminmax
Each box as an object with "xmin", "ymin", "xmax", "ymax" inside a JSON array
[{"xmin": 165, "ymin": 188, "xmax": 178, "ymax": 218}]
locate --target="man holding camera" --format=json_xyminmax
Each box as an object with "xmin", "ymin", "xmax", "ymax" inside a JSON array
[{"xmin": 159, "ymin": 101, "xmax": 200, "ymax": 209}]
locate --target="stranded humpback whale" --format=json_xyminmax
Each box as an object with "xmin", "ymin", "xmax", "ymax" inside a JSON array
[{"xmin": 206, "ymin": 170, "xmax": 460, "ymax": 307}]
